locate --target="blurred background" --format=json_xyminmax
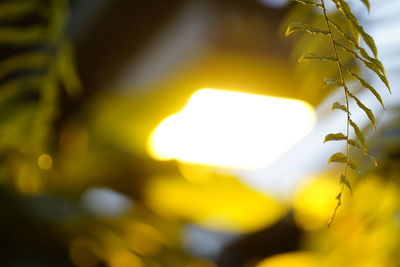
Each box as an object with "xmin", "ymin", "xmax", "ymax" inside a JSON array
[{"xmin": 1, "ymin": 0, "xmax": 400, "ymax": 266}]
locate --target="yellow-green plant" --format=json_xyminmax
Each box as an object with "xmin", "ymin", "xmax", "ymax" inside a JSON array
[
  {"xmin": 0, "ymin": 0, "xmax": 80, "ymax": 175},
  {"xmin": 285, "ymin": 0, "xmax": 391, "ymax": 226}
]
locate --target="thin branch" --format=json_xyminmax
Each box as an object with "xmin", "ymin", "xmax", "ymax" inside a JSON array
[{"xmin": 320, "ymin": 0, "xmax": 350, "ymax": 227}]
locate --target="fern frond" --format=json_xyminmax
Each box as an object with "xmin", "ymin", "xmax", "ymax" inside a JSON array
[
  {"xmin": 332, "ymin": 0, "xmax": 377, "ymax": 57},
  {"xmin": 341, "ymin": 66, "xmax": 385, "ymax": 108}
]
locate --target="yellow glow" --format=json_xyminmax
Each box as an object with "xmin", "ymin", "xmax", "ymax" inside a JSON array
[
  {"xmin": 145, "ymin": 175, "xmax": 286, "ymax": 233},
  {"xmin": 37, "ymin": 153, "xmax": 53, "ymax": 170},
  {"xmin": 16, "ymin": 163, "xmax": 42, "ymax": 195},
  {"xmin": 255, "ymin": 252, "xmax": 320, "ymax": 267},
  {"xmin": 293, "ymin": 176, "xmax": 340, "ymax": 231},
  {"xmin": 148, "ymin": 89, "xmax": 316, "ymax": 169},
  {"xmin": 125, "ymin": 222, "xmax": 164, "ymax": 256},
  {"xmin": 109, "ymin": 250, "xmax": 143, "ymax": 267}
]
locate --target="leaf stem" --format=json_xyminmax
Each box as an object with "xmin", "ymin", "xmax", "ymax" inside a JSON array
[{"xmin": 321, "ymin": 0, "xmax": 349, "ymax": 227}]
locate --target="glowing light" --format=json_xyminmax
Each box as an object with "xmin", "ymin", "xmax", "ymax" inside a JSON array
[
  {"xmin": 255, "ymin": 252, "xmax": 320, "ymax": 267},
  {"xmin": 37, "ymin": 153, "xmax": 53, "ymax": 170},
  {"xmin": 109, "ymin": 250, "xmax": 143, "ymax": 267},
  {"xmin": 148, "ymin": 89, "xmax": 316, "ymax": 170},
  {"xmin": 145, "ymin": 175, "xmax": 286, "ymax": 233}
]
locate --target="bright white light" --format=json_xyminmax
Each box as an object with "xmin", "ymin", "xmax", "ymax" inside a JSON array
[
  {"xmin": 81, "ymin": 187, "xmax": 133, "ymax": 217},
  {"xmin": 148, "ymin": 89, "xmax": 316, "ymax": 170}
]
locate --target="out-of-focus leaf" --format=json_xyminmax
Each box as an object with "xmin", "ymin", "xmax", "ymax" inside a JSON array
[
  {"xmin": 0, "ymin": 1, "xmax": 38, "ymax": 19},
  {"xmin": 0, "ymin": 52, "xmax": 50, "ymax": 80},
  {"xmin": 286, "ymin": 22, "xmax": 329, "ymax": 36},
  {"xmin": 56, "ymin": 41, "xmax": 82, "ymax": 98},
  {"xmin": 0, "ymin": 26, "xmax": 45, "ymax": 45},
  {"xmin": 324, "ymin": 133, "xmax": 347, "ymax": 143}
]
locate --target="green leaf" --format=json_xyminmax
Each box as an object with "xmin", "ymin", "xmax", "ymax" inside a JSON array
[
  {"xmin": 334, "ymin": 40, "xmax": 386, "ymax": 83},
  {"xmin": 340, "ymin": 175, "xmax": 353, "ymax": 194},
  {"xmin": 364, "ymin": 61, "xmax": 391, "ymax": 93},
  {"xmin": 292, "ymin": 0, "xmax": 323, "ymax": 8},
  {"xmin": 333, "ymin": 0, "xmax": 378, "ymax": 57},
  {"xmin": 0, "ymin": 77, "xmax": 41, "ymax": 103},
  {"xmin": 341, "ymin": 66, "xmax": 384, "ymax": 109},
  {"xmin": 56, "ymin": 41, "xmax": 82, "ymax": 98},
  {"xmin": 332, "ymin": 102, "xmax": 350, "ymax": 114},
  {"xmin": 324, "ymin": 77, "xmax": 342, "ymax": 87},
  {"xmin": 0, "ymin": 1, "xmax": 38, "ymax": 20},
  {"xmin": 349, "ymin": 119, "xmax": 367, "ymax": 152},
  {"xmin": 0, "ymin": 52, "xmax": 50, "ymax": 80},
  {"xmin": 328, "ymin": 152, "xmax": 347, "ymax": 164},
  {"xmin": 348, "ymin": 92, "xmax": 376, "ymax": 129},
  {"xmin": 328, "ymin": 19, "xmax": 387, "ymax": 79},
  {"xmin": 324, "ymin": 133, "xmax": 347, "ymax": 143},
  {"xmin": 299, "ymin": 53, "xmax": 337, "ymax": 62},
  {"xmin": 0, "ymin": 26, "xmax": 45, "ymax": 45},
  {"xmin": 359, "ymin": 0, "xmax": 370, "ymax": 12},
  {"xmin": 286, "ymin": 23, "xmax": 329, "ymax": 36}
]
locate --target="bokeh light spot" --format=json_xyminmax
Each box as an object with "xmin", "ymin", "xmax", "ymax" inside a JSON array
[
  {"xmin": 37, "ymin": 153, "xmax": 53, "ymax": 170},
  {"xmin": 148, "ymin": 89, "xmax": 316, "ymax": 170}
]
